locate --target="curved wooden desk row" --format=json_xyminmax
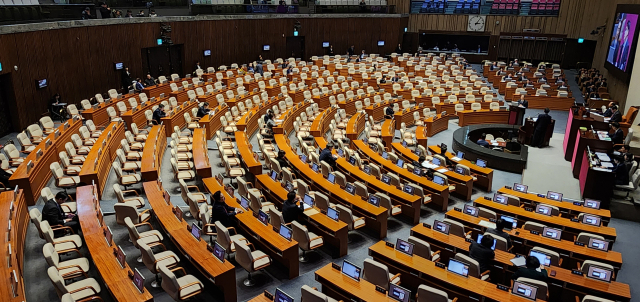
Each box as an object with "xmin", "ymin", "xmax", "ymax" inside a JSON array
[
  {"xmin": 428, "ymin": 145, "xmax": 494, "ymax": 192},
  {"xmin": 193, "ymin": 128, "xmax": 212, "ymax": 178},
  {"xmin": 122, "ymin": 94, "xmax": 169, "ymax": 130},
  {"xmin": 496, "ymin": 188, "xmax": 611, "ymax": 224},
  {"xmin": 197, "ymin": 105, "xmax": 227, "ymax": 140},
  {"xmin": 315, "ymin": 137, "xmax": 423, "ymax": 224},
  {"xmin": 81, "ymin": 92, "xmax": 139, "ymax": 127},
  {"xmin": 0, "ymin": 190, "xmax": 28, "ymax": 302},
  {"xmin": 368, "ymin": 241, "xmax": 534, "ymax": 302},
  {"xmin": 79, "ymin": 121, "xmax": 126, "ymax": 199},
  {"xmin": 275, "ymin": 134, "xmax": 388, "ymax": 239},
  {"xmin": 391, "ymin": 142, "xmax": 474, "ymax": 201},
  {"xmin": 273, "ymin": 101, "xmax": 315, "ymax": 135},
  {"xmin": 504, "ymin": 87, "xmax": 573, "ymax": 101},
  {"xmin": 442, "ymin": 209, "xmax": 624, "ymax": 278},
  {"xmin": 234, "ymin": 131, "xmax": 262, "ymax": 176},
  {"xmin": 510, "ymin": 95, "xmax": 575, "ymax": 111},
  {"xmin": 434, "ymin": 101, "xmax": 505, "ymax": 115},
  {"xmin": 235, "ymin": 96, "xmax": 284, "ymax": 135},
  {"xmin": 76, "ymin": 185, "xmax": 154, "ymax": 302},
  {"xmin": 419, "ymin": 114, "xmax": 452, "ymax": 138},
  {"xmin": 202, "ymin": 177, "xmax": 302, "ymax": 278},
  {"xmin": 160, "ymin": 99, "xmax": 200, "ymax": 137},
  {"xmin": 393, "ymin": 106, "xmax": 424, "ymax": 130},
  {"xmin": 140, "ymin": 125, "xmax": 167, "ymax": 181},
  {"xmin": 9, "ymin": 117, "xmax": 82, "ymax": 206},
  {"xmin": 380, "ymin": 119, "xmax": 395, "ymax": 147},
  {"xmin": 315, "ymin": 263, "xmax": 402, "ymax": 302},
  {"xmin": 353, "ymin": 140, "xmax": 450, "ymax": 212},
  {"xmin": 310, "ymin": 107, "xmax": 338, "ymax": 138},
  {"xmin": 408, "ymin": 224, "xmax": 630, "ymax": 302},
  {"xmin": 471, "ymin": 198, "xmax": 617, "ymax": 242},
  {"xmin": 143, "ymin": 181, "xmax": 237, "ymax": 302},
  {"xmin": 346, "ymin": 112, "xmax": 367, "ymax": 142},
  {"xmin": 498, "ymin": 81, "xmax": 570, "ymax": 94},
  {"xmin": 457, "ymin": 109, "xmax": 510, "ymax": 127}
]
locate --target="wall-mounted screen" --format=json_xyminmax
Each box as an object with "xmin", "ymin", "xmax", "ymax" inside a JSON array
[
  {"xmin": 263, "ymin": 45, "xmax": 270, "ymax": 51},
  {"xmin": 36, "ymin": 79, "xmax": 48, "ymax": 89},
  {"xmin": 605, "ymin": 4, "xmax": 640, "ymax": 82},
  {"xmin": 377, "ymin": 41, "xmax": 385, "ymax": 46},
  {"xmin": 323, "ymin": 42, "xmax": 330, "ymax": 48},
  {"xmin": 204, "ymin": 50, "xmax": 211, "ymax": 56},
  {"xmin": 114, "ymin": 62, "xmax": 124, "ymax": 70}
]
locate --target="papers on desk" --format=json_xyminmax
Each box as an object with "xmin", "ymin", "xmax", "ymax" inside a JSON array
[
  {"xmin": 437, "ymin": 168, "xmax": 449, "ymax": 173},
  {"xmin": 531, "ymin": 118, "xmax": 538, "ymax": 122},
  {"xmin": 595, "ymin": 152, "xmax": 611, "ymax": 162},
  {"xmin": 491, "ymin": 142, "xmax": 500, "ymax": 146},
  {"xmin": 451, "ymin": 157, "xmax": 462, "ymax": 162},
  {"xmin": 422, "ymin": 162, "xmax": 439, "ymax": 169},
  {"xmin": 274, "ymin": 119, "xmax": 283, "ymax": 124},
  {"xmin": 510, "ymin": 257, "xmax": 526, "ymax": 267},
  {"xmin": 600, "ymin": 162, "xmax": 614, "ymax": 168},
  {"xmin": 596, "ymin": 131, "xmax": 611, "ymax": 141},
  {"xmin": 604, "ymin": 117, "xmax": 611, "ymax": 123},
  {"xmin": 593, "ymin": 167, "xmax": 612, "ymax": 172},
  {"xmin": 478, "ymin": 220, "xmax": 496, "ymax": 229}
]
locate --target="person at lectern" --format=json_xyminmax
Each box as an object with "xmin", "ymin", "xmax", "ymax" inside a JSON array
[
  {"xmin": 531, "ymin": 107, "xmax": 552, "ymax": 148},
  {"xmin": 516, "ymin": 95, "xmax": 528, "ymax": 109}
]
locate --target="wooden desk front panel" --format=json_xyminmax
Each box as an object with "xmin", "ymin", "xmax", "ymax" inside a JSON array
[
  {"xmin": 424, "ymin": 114, "xmax": 451, "ymax": 137},
  {"xmin": 236, "ymin": 98, "xmax": 280, "ymax": 135},
  {"xmin": 141, "ymin": 125, "xmax": 166, "ymax": 181},
  {"xmin": 0, "ymin": 190, "xmax": 28, "ymax": 302},
  {"xmin": 458, "ymin": 110, "xmax": 510, "ymax": 127},
  {"xmin": 394, "ymin": 106, "xmax": 422, "ymax": 130},
  {"xmin": 192, "ymin": 128, "xmax": 212, "ymax": 178},
  {"xmin": 198, "ymin": 105, "xmax": 227, "ymax": 140},
  {"xmin": 511, "ymin": 95, "xmax": 574, "ymax": 111},
  {"xmin": 381, "ymin": 119, "xmax": 395, "ymax": 147},
  {"xmin": 122, "ymin": 96, "xmax": 167, "ymax": 130},
  {"xmin": 415, "ymin": 126, "xmax": 428, "ymax": 147},
  {"xmin": 310, "ymin": 107, "xmax": 337, "ymax": 138},
  {"xmin": 428, "ymin": 145, "xmax": 493, "ymax": 192},
  {"xmin": 79, "ymin": 122, "xmax": 125, "ymax": 199},
  {"xmin": 235, "ymin": 131, "xmax": 262, "ymax": 176},
  {"xmin": 143, "ymin": 182, "xmax": 237, "ymax": 302},
  {"xmin": 273, "ymin": 102, "xmax": 313, "ymax": 135},
  {"xmin": 315, "ymin": 264, "xmax": 399, "ymax": 302},
  {"xmin": 161, "ymin": 100, "xmax": 199, "ymax": 137},
  {"xmin": 346, "ymin": 112, "xmax": 366, "ymax": 141},
  {"xmin": 435, "ymin": 101, "xmax": 502, "ymax": 115},
  {"xmin": 76, "ymin": 185, "xmax": 154, "ymax": 302},
  {"xmin": 142, "ymin": 83, "xmax": 172, "ymax": 98},
  {"xmin": 10, "ymin": 118, "xmax": 82, "ymax": 206}
]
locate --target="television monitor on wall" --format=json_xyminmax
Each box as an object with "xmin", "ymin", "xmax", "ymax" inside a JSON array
[
  {"xmin": 36, "ymin": 79, "xmax": 48, "ymax": 89},
  {"xmin": 114, "ymin": 62, "xmax": 124, "ymax": 70},
  {"xmin": 204, "ymin": 50, "xmax": 211, "ymax": 56},
  {"xmin": 605, "ymin": 5, "xmax": 640, "ymax": 82},
  {"xmin": 377, "ymin": 41, "xmax": 385, "ymax": 46},
  {"xmin": 322, "ymin": 42, "xmax": 330, "ymax": 48},
  {"xmin": 263, "ymin": 45, "xmax": 270, "ymax": 51}
]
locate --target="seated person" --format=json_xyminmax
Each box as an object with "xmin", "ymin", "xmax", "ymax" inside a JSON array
[
  {"xmin": 524, "ymin": 80, "xmax": 534, "ymax": 88},
  {"xmin": 477, "ymin": 133, "xmax": 490, "ymax": 147},
  {"xmin": 612, "ymin": 156, "xmax": 629, "ymax": 185},
  {"xmin": 384, "ymin": 105, "xmax": 394, "ymax": 120},
  {"xmin": 609, "ymin": 105, "xmax": 622, "ymax": 123},
  {"xmin": 469, "ymin": 234, "xmax": 496, "ymax": 274},
  {"xmin": 197, "ymin": 102, "xmax": 211, "ymax": 118},
  {"xmin": 504, "ymin": 73, "xmax": 513, "ymax": 81},
  {"xmin": 152, "ymin": 103, "xmax": 166, "ymax": 125},
  {"xmin": 276, "ymin": 150, "xmax": 290, "ymax": 169},
  {"xmin": 282, "ymin": 191, "xmax": 304, "ymax": 223},
  {"xmin": 609, "ymin": 122, "xmax": 624, "ymax": 145},
  {"xmin": 319, "ymin": 142, "xmax": 338, "ymax": 169},
  {"xmin": 485, "ymin": 219, "xmax": 512, "ymax": 250},
  {"xmin": 43, "ymin": 192, "xmax": 79, "ymax": 234},
  {"xmin": 511, "ymin": 256, "xmax": 548, "ymax": 282},
  {"xmin": 603, "ymin": 102, "xmax": 615, "ymax": 117}
]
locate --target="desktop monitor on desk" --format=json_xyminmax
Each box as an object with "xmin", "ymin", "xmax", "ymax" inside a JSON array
[
  {"xmin": 388, "ymin": 284, "xmax": 411, "ymax": 302},
  {"xmin": 476, "ymin": 158, "xmax": 487, "ymax": 168},
  {"xmin": 587, "ymin": 265, "xmax": 613, "ymax": 283},
  {"xmin": 396, "ymin": 159, "xmax": 404, "ymax": 168},
  {"xmin": 395, "ymin": 239, "xmax": 414, "ymax": 256},
  {"xmin": 447, "ymin": 259, "xmax": 470, "ymax": 277},
  {"xmin": 588, "ymin": 238, "xmax": 610, "ymax": 251},
  {"xmin": 432, "ymin": 157, "xmax": 442, "ymax": 166},
  {"xmin": 327, "ymin": 207, "xmax": 340, "ymax": 221},
  {"xmin": 456, "ymin": 151, "xmax": 465, "ymax": 159},
  {"xmin": 270, "ymin": 170, "xmax": 278, "ymax": 181},
  {"xmin": 546, "ymin": 191, "xmax": 563, "ymax": 201},
  {"xmin": 190, "ymin": 223, "xmax": 201, "ymax": 241},
  {"xmin": 433, "ymin": 220, "xmax": 450, "ymax": 235},
  {"xmin": 212, "ymin": 241, "xmax": 226, "ymax": 262},
  {"xmin": 542, "ymin": 227, "xmax": 562, "ymax": 240},
  {"xmin": 529, "ymin": 250, "xmax": 552, "ymax": 267},
  {"xmin": 363, "ymin": 165, "xmax": 371, "ymax": 175},
  {"xmin": 311, "ymin": 163, "xmax": 319, "ymax": 173},
  {"xmin": 349, "ymin": 157, "xmax": 356, "ymax": 165},
  {"xmin": 514, "ymin": 183, "xmax": 528, "ymax": 193},
  {"xmin": 536, "ymin": 204, "xmax": 553, "ymax": 216},
  {"xmin": 511, "ymin": 281, "xmax": 538, "ymax": 301},
  {"xmin": 493, "ymin": 193, "xmax": 508, "ymax": 205},
  {"xmin": 274, "ymin": 288, "xmax": 294, "ymax": 302},
  {"xmin": 303, "ymin": 194, "xmax": 315, "ymax": 210},
  {"xmin": 240, "ymin": 196, "xmax": 250, "ymax": 211},
  {"xmin": 327, "ymin": 173, "xmax": 336, "ymax": 184},
  {"xmin": 382, "ymin": 152, "xmax": 389, "ymax": 160},
  {"xmin": 582, "ymin": 214, "xmax": 602, "ymax": 226},
  {"xmin": 476, "ymin": 234, "xmax": 496, "ymax": 250},
  {"xmin": 132, "ymin": 268, "xmax": 146, "ymax": 293},
  {"xmin": 345, "ymin": 183, "xmax": 356, "ymax": 195},
  {"xmin": 584, "ymin": 199, "xmax": 601, "ymax": 210},
  {"xmin": 381, "ymin": 175, "xmax": 391, "ymax": 185},
  {"xmin": 403, "ymin": 184, "xmax": 414, "ymax": 195},
  {"xmin": 433, "ymin": 175, "xmax": 445, "ymax": 186},
  {"xmin": 278, "ymin": 225, "xmax": 293, "ymax": 241},
  {"xmin": 368, "ymin": 195, "xmax": 381, "ymax": 207},
  {"xmin": 284, "ymin": 181, "xmax": 294, "ymax": 192},
  {"xmin": 341, "ymin": 260, "xmax": 361, "ymax": 281},
  {"xmin": 413, "ymin": 167, "xmax": 422, "ymax": 176},
  {"xmin": 463, "ymin": 204, "xmax": 478, "ymax": 217},
  {"xmin": 258, "ymin": 210, "xmax": 269, "ymax": 225},
  {"xmin": 500, "ymin": 215, "xmax": 517, "ymax": 230}
]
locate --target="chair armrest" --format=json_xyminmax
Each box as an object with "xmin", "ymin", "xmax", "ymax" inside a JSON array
[
  {"xmin": 451, "ymin": 298, "xmax": 458, "ymax": 302},
  {"xmin": 353, "ymin": 217, "xmax": 365, "ymax": 223},
  {"xmin": 480, "ymin": 270, "xmax": 491, "ymax": 277},
  {"xmin": 54, "ymin": 238, "xmax": 81, "ymax": 249},
  {"xmin": 139, "ymin": 209, "xmax": 151, "ymax": 219},
  {"xmin": 122, "ymin": 189, "xmax": 140, "ymax": 196},
  {"xmin": 51, "ymin": 225, "xmax": 75, "ymax": 234},
  {"xmin": 251, "ymin": 254, "xmax": 271, "ymax": 268},
  {"xmin": 227, "ymin": 227, "xmax": 237, "ymax": 235},
  {"xmin": 135, "ymin": 221, "xmax": 154, "ymax": 230},
  {"xmin": 170, "ymin": 266, "xmax": 187, "ymax": 277},
  {"xmin": 60, "ymin": 204, "xmax": 74, "ymax": 212},
  {"xmin": 60, "ymin": 176, "xmax": 78, "ymax": 185},
  {"xmin": 56, "ymin": 248, "xmax": 83, "ymax": 257},
  {"xmin": 69, "ymin": 286, "xmax": 100, "ymax": 296},
  {"xmin": 558, "ymin": 258, "xmax": 563, "ymax": 266},
  {"xmin": 147, "ymin": 242, "xmax": 167, "ymax": 250},
  {"xmin": 390, "ymin": 273, "xmax": 401, "ymax": 283},
  {"xmin": 308, "ymin": 236, "xmax": 323, "ymax": 242},
  {"xmin": 465, "ymin": 230, "xmax": 473, "ymax": 237},
  {"xmin": 178, "ymin": 281, "xmax": 203, "ymax": 293},
  {"xmin": 187, "ymin": 185, "xmax": 201, "ymax": 192},
  {"xmin": 154, "ymin": 254, "xmax": 180, "ymax": 265},
  {"xmin": 59, "ymin": 266, "xmax": 89, "ymax": 279}
]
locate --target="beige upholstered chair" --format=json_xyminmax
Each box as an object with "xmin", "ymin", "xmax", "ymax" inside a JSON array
[
  {"xmin": 198, "ymin": 204, "xmax": 217, "ymax": 243},
  {"xmin": 112, "ymin": 162, "xmax": 142, "ymax": 189},
  {"xmin": 416, "ymin": 284, "xmax": 457, "ymax": 302},
  {"xmin": 114, "ymin": 203, "xmax": 150, "ymax": 227},
  {"xmin": 158, "ymin": 264, "xmax": 204, "ymax": 301},
  {"xmin": 408, "ymin": 236, "xmax": 441, "ymax": 262},
  {"xmin": 48, "ymin": 267, "xmax": 101, "ymax": 301},
  {"xmin": 125, "ymin": 217, "xmax": 164, "ymax": 262},
  {"xmin": 443, "ymin": 218, "xmax": 472, "ymax": 239},
  {"xmin": 233, "ymin": 239, "xmax": 272, "ymax": 286},
  {"xmin": 40, "ymin": 220, "xmax": 83, "ymax": 254},
  {"xmin": 362, "ymin": 259, "xmax": 400, "ymax": 291},
  {"xmin": 454, "ymin": 253, "xmax": 490, "ymax": 281},
  {"xmin": 214, "ymin": 221, "xmax": 247, "ymax": 255},
  {"xmin": 114, "ymin": 184, "xmax": 145, "ymax": 208},
  {"xmin": 40, "ymin": 187, "xmax": 76, "ymax": 213},
  {"xmin": 43, "ymin": 242, "xmax": 90, "ymax": 280},
  {"xmin": 291, "ymin": 221, "xmax": 323, "ymax": 262},
  {"xmin": 301, "ymin": 284, "xmax": 340, "ymax": 302},
  {"xmin": 138, "ymin": 240, "xmax": 180, "ymax": 287},
  {"xmin": 515, "ymin": 277, "xmax": 548, "ymax": 301}
]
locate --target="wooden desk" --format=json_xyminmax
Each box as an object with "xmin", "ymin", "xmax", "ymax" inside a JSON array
[
  {"xmin": 442, "ymin": 209, "xmax": 624, "ymax": 276},
  {"xmin": 198, "ymin": 105, "xmax": 228, "ymax": 140},
  {"xmin": 368, "ymin": 241, "xmax": 533, "ymax": 302},
  {"xmin": 236, "ymin": 98, "xmax": 278, "ymax": 135},
  {"xmin": 122, "ymin": 95, "xmax": 166, "ymax": 130},
  {"xmin": 458, "ymin": 109, "xmax": 510, "ymax": 127},
  {"xmin": 409, "ymin": 224, "xmax": 630, "ymax": 302},
  {"xmin": 428, "ymin": 145, "xmax": 493, "ymax": 192},
  {"xmin": 394, "ymin": 106, "xmax": 422, "ymax": 130},
  {"xmin": 579, "ymin": 150, "xmax": 615, "ymax": 206},
  {"xmin": 435, "ymin": 101, "xmax": 501, "ymax": 115},
  {"xmin": 273, "ymin": 102, "xmax": 314, "ymax": 135},
  {"xmin": 380, "ymin": 119, "xmax": 395, "ymax": 147},
  {"xmin": 472, "ymin": 198, "xmax": 617, "ymax": 242},
  {"xmin": 275, "ymin": 135, "xmax": 388, "ymax": 239},
  {"xmin": 9, "ymin": 117, "xmax": 82, "ymax": 206},
  {"xmin": 192, "ymin": 128, "xmax": 212, "ymax": 178},
  {"xmin": 424, "ymin": 114, "xmax": 451, "ymax": 137},
  {"xmin": 255, "ymin": 174, "xmax": 349, "ymax": 257},
  {"xmin": 315, "ymin": 264, "xmax": 399, "ymax": 302},
  {"xmin": 571, "ymin": 130, "xmax": 612, "ymax": 179},
  {"xmin": 202, "ymin": 177, "xmax": 300, "ymax": 278},
  {"xmin": 497, "ymin": 187, "xmax": 611, "ymax": 225},
  {"xmin": 346, "ymin": 112, "xmax": 366, "ymax": 141},
  {"xmin": 511, "ymin": 95, "xmax": 575, "ymax": 111},
  {"xmin": 354, "ymin": 140, "xmax": 450, "ymax": 212},
  {"xmin": 310, "ymin": 107, "xmax": 338, "ymax": 138},
  {"xmin": 142, "ymin": 83, "xmax": 172, "ymax": 98},
  {"xmin": 79, "ymin": 122, "xmax": 125, "ymax": 199},
  {"xmin": 247, "ymin": 293, "xmax": 273, "ymax": 302},
  {"xmin": 415, "ymin": 126, "xmax": 428, "ymax": 147},
  {"xmin": 76, "ymin": 185, "xmax": 154, "ymax": 302},
  {"xmin": 0, "ymin": 190, "xmax": 28, "ymax": 302},
  {"xmin": 365, "ymin": 102, "xmax": 393, "ymax": 121},
  {"xmin": 563, "ymin": 107, "xmax": 611, "ymax": 162},
  {"xmin": 82, "ymin": 93, "xmax": 137, "ymax": 127},
  {"xmin": 160, "ymin": 100, "xmax": 199, "ymax": 137},
  {"xmin": 235, "ymin": 131, "xmax": 262, "ymax": 176},
  {"xmin": 143, "ymin": 181, "xmax": 237, "ymax": 302},
  {"xmin": 140, "ymin": 125, "xmax": 166, "ymax": 181},
  {"xmin": 392, "ymin": 142, "xmax": 473, "ymax": 201}
]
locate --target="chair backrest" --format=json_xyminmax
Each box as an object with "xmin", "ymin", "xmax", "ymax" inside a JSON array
[
  {"xmin": 516, "ymin": 277, "xmax": 548, "ymax": 301},
  {"xmin": 523, "ymin": 221, "xmax": 546, "ymax": 233},
  {"xmin": 335, "ymin": 204, "xmax": 354, "ymax": 229},
  {"xmin": 291, "ymin": 221, "xmax": 312, "ymax": 250},
  {"xmin": 408, "ymin": 236, "xmax": 434, "ymax": 260},
  {"xmin": 114, "ymin": 203, "xmax": 139, "ymax": 225},
  {"xmin": 301, "ymin": 285, "xmax": 330, "ymax": 302},
  {"xmin": 362, "ymin": 259, "xmax": 391, "ymax": 290},
  {"xmin": 215, "ymin": 221, "xmax": 232, "ymax": 251},
  {"xmin": 531, "ymin": 246, "xmax": 561, "ymax": 266},
  {"xmin": 454, "ymin": 253, "xmax": 481, "ymax": 278},
  {"xmin": 576, "ymin": 232, "xmax": 605, "ymax": 245},
  {"xmin": 47, "ymin": 266, "xmax": 69, "ymax": 297},
  {"xmin": 416, "ymin": 284, "xmax": 450, "ymax": 302},
  {"xmin": 233, "ymin": 239, "xmax": 254, "ymax": 272}
]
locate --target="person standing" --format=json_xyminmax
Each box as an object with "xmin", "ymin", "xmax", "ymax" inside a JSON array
[
  {"xmin": 516, "ymin": 94, "xmax": 528, "ymax": 109},
  {"xmin": 328, "ymin": 45, "xmax": 335, "ymax": 56},
  {"xmin": 348, "ymin": 45, "xmax": 355, "ymax": 57},
  {"xmin": 81, "ymin": 7, "xmax": 95, "ymax": 19},
  {"xmin": 395, "ymin": 44, "xmax": 402, "ymax": 53},
  {"xmin": 531, "ymin": 108, "xmax": 552, "ymax": 147},
  {"xmin": 121, "ymin": 67, "xmax": 132, "ymax": 90},
  {"xmin": 99, "ymin": 2, "xmax": 112, "ymax": 18}
]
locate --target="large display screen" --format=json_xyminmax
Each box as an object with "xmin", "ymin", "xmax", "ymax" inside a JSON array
[{"xmin": 606, "ymin": 12, "xmax": 639, "ymax": 72}]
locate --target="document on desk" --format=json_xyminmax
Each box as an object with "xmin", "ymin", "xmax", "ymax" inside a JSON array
[
  {"xmin": 422, "ymin": 162, "xmax": 439, "ymax": 169},
  {"xmin": 510, "ymin": 257, "xmax": 526, "ymax": 267},
  {"xmin": 478, "ymin": 220, "xmax": 496, "ymax": 229},
  {"xmin": 595, "ymin": 152, "xmax": 611, "ymax": 162},
  {"xmin": 600, "ymin": 162, "xmax": 614, "ymax": 168},
  {"xmin": 451, "ymin": 157, "xmax": 462, "ymax": 162},
  {"xmin": 437, "ymin": 168, "xmax": 449, "ymax": 173},
  {"xmin": 596, "ymin": 131, "xmax": 612, "ymax": 141},
  {"xmin": 593, "ymin": 167, "xmax": 612, "ymax": 172}
]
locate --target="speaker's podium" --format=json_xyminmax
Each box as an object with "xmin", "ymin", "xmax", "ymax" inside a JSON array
[
  {"xmin": 508, "ymin": 105, "xmax": 526, "ymax": 125},
  {"xmin": 519, "ymin": 116, "xmax": 555, "ymax": 147}
]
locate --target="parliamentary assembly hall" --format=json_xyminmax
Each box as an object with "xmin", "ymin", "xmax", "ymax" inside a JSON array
[{"xmin": 0, "ymin": 0, "xmax": 638, "ymax": 301}]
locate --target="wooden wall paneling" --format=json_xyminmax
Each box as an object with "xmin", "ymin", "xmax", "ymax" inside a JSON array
[{"xmin": 522, "ymin": 39, "xmax": 534, "ymax": 61}]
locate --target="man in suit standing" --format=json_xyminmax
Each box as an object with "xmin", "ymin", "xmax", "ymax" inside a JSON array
[
  {"xmin": 209, "ymin": 191, "xmax": 242, "ymax": 228},
  {"xmin": 395, "ymin": 44, "xmax": 402, "ymax": 53},
  {"xmin": 347, "ymin": 45, "xmax": 355, "ymax": 57},
  {"xmin": 121, "ymin": 67, "xmax": 132, "ymax": 90},
  {"xmin": 531, "ymin": 107, "xmax": 552, "ymax": 147},
  {"xmin": 42, "ymin": 192, "xmax": 79, "ymax": 234},
  {"xmin": 516, "ymin": 94, "xmax": 528, "ymax": 111},
  {"xmin": 609, "ymin": 122, "xmax": 624, "ymax": 145},
  {"xmin": 610, "ymin": 105, "xmax": 623, "ymax": 123}
]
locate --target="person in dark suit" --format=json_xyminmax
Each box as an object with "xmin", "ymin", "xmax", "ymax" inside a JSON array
[
  {"xmin": 531, "ymin": 108, "xmax": 552, "ymax": 147},
  {"xmin": 194, "ymin": 61, "xmax": 202, "ymax": 73},
  {"xmin": 609, "ymin": 122, "xmax": 624, "ymax": 145},
  {"xmin": 134, "ymin": 78, "xmax": 145, "ymax": 92},
  {"xmin": 348, "ymin": 45, "xmax": 355, "ymax": 57},
  {"xmin": 612, "ymin": 156, "xmax": 629, "ymax": 185},
  {"xmin": 485, "ymin": 219, "xmax": 512, "ymax": 250},
  {"xmin": 618, "ymin": 21, "xmax": 631, "ymax": 70},
  {"xmin": 99, "ymin": 2, "xmax": 112, "ymax": 18},
  {"xmin": 319, "ymin": 142, "xmax": 338, "ymax": 169},
  {"xmin": 282, "ymin": 191, "xmax": 304, "ymax": 224},
  {"xmin": 477, "ymin": 133, "xmax": 490, "ymax": 147},
  {"xmin": 152, "ymin": 103, "xmax": 166, "ymax": 125},
  {"xmin": 42, "ymin": 192, "xmax": 79, "ymax": 234},
  {"xmin": 197, "ymin": 102, "xmax": 211, "ymax": 118},
  {"xmin": 516, "ymin": 95, "xmax": 528, "ymax": 109},
  {"xmin": 276, "ymin": 150, "xmax": 290, "ymax": 169},
  {"xmin": 511, "ymin": 256, "xmax": 548, "ymax": 282},
  {"xmin": 610, "ymin": 105, "xmax": 623, "ymax": 123},
  {"xmin": 143, "ymin": 74, "xmax": 156, "ymax": 87},
  {"xmin": 328, "ymin": 45, "xmax": 335, "ymax": 56},
  {"xmin": 121, "ymin": 67, "xmax": 132, "ymax": 90},
  {"xmin": 384, "ymin": 105, "xmax": 394, "ymax": 120},
  {"xmin": 469, "ymin": 234, "xmax": 495, "ymax": 274},
  {"xmin": 209, "ymin": 191, "xmax": 242, "ymax": 227},
  {"xmin": 391, "ymin": 75, "xmax": 400, "ymax": 83},
  {"xmin": 395, "ymin": 44, "xmax": 402, "ymax": 53},
  {"xmin": 518, "ymin": 74, "xmax": 528, "ymax": 82}
]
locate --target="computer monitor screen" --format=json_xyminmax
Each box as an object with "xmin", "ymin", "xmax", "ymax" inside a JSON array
[
  {"xmin": 368, "ymin": 195, "xmax": 380, "ymax": 207},
  {"xmin": 274, "ymin": 288, "xmax": 294, "ymax": 302},
  {"xmin": 463, "ymin": 204, "xmax": 478, "ymax": 217},
  {"xmin": 381, "ymin": 175, "xmax": 391, "ymax": 185},
  {"xmin": 447, "ymin": 259, "xmax": 470, "ymax": 277},
  {"xmin": 456, "ymin": 151, "xmax": 464, "ymax": 159},
  {"xmin": 514, "ymin": 183, "xmax": 528, "ymax": 193},
  {"xmin": 382, "ymin": 152, "xmax": 389, "ymax": 159},
  {"xmin": 116, "ymin": 245, "xmax": 127, "ymax": 268},
  {"xmin": 512, "ymin": 281, "xmax": 538, "ymax": 300},
  {"xmin": 303, "ymin": 194, "xmax": 314, "ymax": 207},
  {"xmin": 432, "ymin": 157, "xmax": 441, "ymax": 166},
  {"xmin": 546, "ymin": 191, "xmax": 563, "ymax": 201},
  {"xmin": 403, "ymin": 185, "xmax": 414, "ymax": 195},
  {"xmin": 327, "ymin": 207, "xmax": 339, "ymax": 221},
  {"xmin": 476, "ymin": 234, "xmax": 496, "ymax": 250},
  {"xmin": 322, "ymin": 42, "xmax": 330, "ymax": 48},
  {"xmin": 258, "ymin": 210, "xmax": 269, "ymax": 225},
  {"xmin": 542, "ymin": 227, "xmax": 562, "ymax": 240},
  {"xmin": 413, "ymin": 167, "xmax": 422, "ymax": 176},
  {"xmin": 377, "ymin": 41, "xmax": 385, "ymax": 46},
  {"xmin": 536, "ymin": 204, "xmax": 553, "ymax": 216},
  {"xmin": 402, "ymin": 141, "xmax": 407, "ymax": 147},
  {"xmin": 529, "ymin": 250, "xmax": 552, "ymax": 267},
  {"xmin": 338, "ymin": 149, "xmax": 344, "ymax": 157},
  {"xmin": 584, "ymin": 199, "xmax": 601, "ymax": 209},
  {"xmin": 36, "ymin": 79, "xmax": 48, "ymax": 89},
  {"xmin": 395, "ymin": 239, "xmax": 414, "ymax": 256},
  {"xmin": 433, "ymin": 175, "xmax": 445, "ymax": 185},
  {"xmin": 493, "ymin": 193, "xmax": 508, "ymax": 205},
  {"xmin": 263, "ymin": 45, "xmax": 270, "ymax": 51},
  {"xmin": 345, "ymin": 183, "xmax": 356, "ymax": 195},
  {"xmin": 582, "ymin": 214, "xmax": 601, "ymax": 226},
  {"xmin": 278, "ymin": 225, "xmax": 292, "ymax": 241},
  {"xmin": 213, "ymin": 241, "xmax": 226, "ymax": 262},
  {"xmin": 476, "ymin": 158, "xmax": 487, "ymax": 168},
  {"xmin": 455, "ymin": 166, "xmax": 465, "ymax": 175},
  {"xmin": 115, "ymin": 62, "xmax": 124, "ymax": 70},
  {"xmin": 606, "ymin": 12, "xmax": 639, "ymax": 73},
  {"xmin": 396, "ymin": 159, "xmax": 404, "ymax": 168},
  {"xmin": 204, "ymin": 50, "xmax": 211, "ymax": 56},
  {"xmin": 240, "ymin": 196, "xmax": 250, "ymax": 210},
  {"xmin": 270, "ymin": 170, "xmax": 278, "ymax": 181},
  {"xmin": 311, "ymin": 163, "xmax": 319, "ymax": 173},
  {"xmin": 349, "ymin": 157, "xmax": 356, "ymax": 165},
  {"xmin": 341, "ymin": 260, "xmax": 361, "ymax": 281},
  {"xmin": 191, "ymin": 223, "xmax": 201, "ymax": 240},
  {"xmin": 301, "ymin": 154, "xmax": 307, "ymax": 163},
  {"xmin": 284, "ymin": 181, "xmax": 294, "ymax": 192},
  {"xmin": 133, "ymin": 268, "xmax": 145, "ymax": 292},
  {"xmin": 388, "ymin": 284, "xmax": 411, "ymax": 302},
  {"xmin": 327, "ymin": 173, "xmax": 336, "ymax": 184},
  {"xmin": 433, "ymin": 220, "xmax": 450, "ymax": 235},
  {"xmin": 363, "ymin": 165, "xmax": 371, "ymax": 174},
  {"xmin": 588, "ymin": 238, "xmax": 610, "ymax": 251},
  {"xmin": 587, "ymin": 266, "xmax": 613, "ymax": 282},
  {"xmin": 500, "ymin": 215, "xmax": 517, "ymax": 229}
]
